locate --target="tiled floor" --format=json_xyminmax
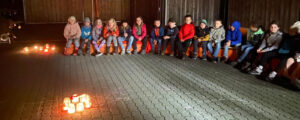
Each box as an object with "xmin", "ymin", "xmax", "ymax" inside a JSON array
[{"xmin": 0, "ymin": 44, "xmax": 300, "ymax": 120}]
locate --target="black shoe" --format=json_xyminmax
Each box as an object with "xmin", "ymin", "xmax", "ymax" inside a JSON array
[{"xmin": 106, "ymin": 46, "xmax": 110, "ymax": 55}]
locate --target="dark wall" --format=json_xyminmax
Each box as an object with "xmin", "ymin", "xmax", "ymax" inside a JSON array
[
  {"xmin": 165, "ymin": 0, "xmax": 221, "ymax": 26},
  {"xmin": 0, "ymin": 0, "xmax": 24, "ymax": 21},
  {"xmin": 228, "ymin": 0, "xmax": 300, "ymax": 32},
  {"xmin": 23, "ymin": 0, "xmax": 131, "ymax": 23}
]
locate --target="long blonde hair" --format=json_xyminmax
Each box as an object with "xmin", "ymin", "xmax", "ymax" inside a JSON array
[{"xmin": 107, "ymin": 18, "xmax": 117, "ymax": 32}]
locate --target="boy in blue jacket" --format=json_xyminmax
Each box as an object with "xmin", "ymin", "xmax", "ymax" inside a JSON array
[
  {"xmin": 79, "ymin": 17, "xmax": 92, "ymax": 56},
  {"xmin": 150, "ymin": 20, "xmax": 164, "ymax": 54},
  {"xmin": 223, "ymin": 21, "xmax": 242, "ymax": 62}
]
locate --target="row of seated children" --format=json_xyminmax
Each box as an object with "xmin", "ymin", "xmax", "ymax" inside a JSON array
[{"xmin": 63, "ymin": 15, "xmax": 300, "ymax": 87}]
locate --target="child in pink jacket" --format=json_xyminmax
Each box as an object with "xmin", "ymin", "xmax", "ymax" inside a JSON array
[{"xmin": 64, "ymin": 16, "xmax": 82, "ymax": 56}]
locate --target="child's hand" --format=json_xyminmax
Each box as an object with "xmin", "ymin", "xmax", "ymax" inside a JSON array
[
  {"xmin": 198, "ymin": 38, "xmax": 202, "ymax": 42},
  {"xmin": 154, "ymin": 40, "xmax": 157, "ymax": 44},
  {"xmin": 180, "ymin": 39, "xmax": 184, "ymax": 42},
  {"xmin": 85, "ymin": 39, "xmax": 89, "ymax": 42},
  {"xmin": 124, "ymin": 33, "xmax": 128, "ymax": 37},
  {"xmin": 138, "ymin": 38, "xmax": 142, "ymax": 41},
  {"xmin": 163, "ymin": 36, "xmax": 170, "ymax": 40},
  {"xmin": 226, "ymin": 41, "xmax": 231, "ymax": 46}
]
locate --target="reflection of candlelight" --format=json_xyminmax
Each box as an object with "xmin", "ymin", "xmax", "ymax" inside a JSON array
[
  {"xmin": 63, "ymin": 94, "xmax": 91, "ymax": 114},
  {"xmin": 39, "ymin": 46, "xmax": 43, "ymax": 51},
  {"xmin": 44, "ymin": 49, "xmax": 48, "ymax": 53},
  {"xmin": 24, "ymin": 47, "xmax": 29, "ymax": 52},
  {"xmin": 34, "ymin": 45, "xmax": 38, "ymax": 50}
]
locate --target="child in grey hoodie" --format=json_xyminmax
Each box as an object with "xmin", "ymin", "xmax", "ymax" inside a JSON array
[{"xmin": 207, "ymin": 19, "xmax": 226, "ymax": 63}]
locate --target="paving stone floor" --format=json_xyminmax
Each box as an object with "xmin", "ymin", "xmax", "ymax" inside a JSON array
[{"xmin": 0, "ymin": 44, "xmax": 300, "ymax": 120}]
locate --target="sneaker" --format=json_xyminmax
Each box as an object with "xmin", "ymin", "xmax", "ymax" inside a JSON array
[
  {"xmin": 266, "ymin": 71, "xmax": 277, "ymax": 81},
  {"xmin": 161, "ymin": 52, "xmax": 165, "ymax": 56},
  {"xmin": 250, "ymin": 66, "xmax": 263, "ymax": 75},
  {"xmin": 120, "ymin": 50, "xmax": 125, "ymax": 55},
  {"xmin": 86, "ymin": 50, "xmax": 91, "ymax": 56},
  {"xmin": 181, "ymin": 54, "xmax": 186, "ymax": 60},
  {"xmin": 95, "ymin": 52, "xmax": 103, "ymax": 57},
  {"xmin": 202, "ymin": 58, "xmax": 207, "ymax": 61},
  {"xmin": 141, "ymin": 50, "xmax": 146, "ymax": 55},
  {"xmin": 126, "ymin": 50, "xmax": 132, "ymax": 55}
]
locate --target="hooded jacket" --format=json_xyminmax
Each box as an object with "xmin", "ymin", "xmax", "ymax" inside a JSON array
[
  {"xmin": 178, "ymin": 23, "xmax": 195, "ymax": 41},
  {"xmin": 165, "ymin": 26, "xmax": 179, "ymax": 40},
  {"xmin": 246, "ymin": 28, "xmax": 264, "ymax": 46},
  {"xmin": 119, "ymin": 26, "xmax": 132, "ymax": 38},
  {"xmin": 259, "ymin": 31, "xmax": 283, "ymax": 52},
  {"xmin": 196, "ymin": 26, "xmax": 211, "ymax": 41},
  {"xmin": 209, "ymin": 26, "xmax": 225, "ymax": 43},
  {"xmin": 132, "ymin": 24, "xmax": 147, "ymax": 39},
  {"xmin": 81, "ymin": 25, "xmax": 92, "ymax": 40},
  {"xmin": 64, "ymin": 22, "xmax": 81, "ymax": 39},
  {"xmin": 151, "ymin": 26, "xmax": 164, "ymax": 39},
  {"xmin": 92, "ymin": 26, "xmax": 103, "ymax": 41},
  {"xmin": 103, "ymin": 26, "xmax": 119, "ymax": 39},
  {"xmin": 226, "ymin": 21, "xmax": 242, "ymax": 46}
]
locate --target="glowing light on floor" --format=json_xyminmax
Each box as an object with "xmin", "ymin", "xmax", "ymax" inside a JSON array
[
  {"xmin": 63, "ymin": 94, "xmax": 91, "ymax": 114},
  {"xmin": 21, "ymin": 44, "xmax": 56, "ymax": 54}
]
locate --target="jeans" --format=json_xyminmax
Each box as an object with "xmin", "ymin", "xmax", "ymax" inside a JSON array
[
  {"xmin": 132, "ymin": 37, "xmax": 147, "ymax": 51},
  {"xmin": 66, "ymin": 38, "xmax": 80, "ymax": 48},
  {"xmin": 107, "ymin": 36, "xmax": 118, "ymax": 47},
  {"xmin": 79, "ymin": 39, "xmax": 91, "ymax": 50},
  {"xmin": 177, "ymin": 39, "xmax": 191, "ymax": 55},
  {"xmin": 162, "ymin": 38, "xmax": 176, "ymax": 53},
  {"xmin": 92, "ymin": 40, "xmax": 106, "ymax": 52},
  {"xmin": 118, "ymin": 36, "xmax": 134, "ymax": 50},
  {"xmin": 224, "ymin": 43, "xmax": 241, "ymax": 58},
  {"xmin": 207, "ymin": 42, "xmax": 221, "ymax": 58},
  {"xmin": 237, "ymin": 44, "xmax": 254, "ymax": 62},
  {"xmin": 150, "ymin": 38, "xmax": 162, "ymax": 52}
]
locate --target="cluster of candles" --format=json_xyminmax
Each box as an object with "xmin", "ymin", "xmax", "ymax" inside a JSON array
[
  {"xmin": 63, "ymin": 94, "xmax": 92, "ymax": 114},
  {"xmin": 23, "ymin": 43, "xmax": 55, "ymax": 53}
]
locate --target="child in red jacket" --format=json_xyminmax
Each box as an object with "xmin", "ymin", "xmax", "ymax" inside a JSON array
[
  {"xmin": 178, "ymin": 15, "xmax": 195, "ymax": 59},
  {"xmin": 103, "ymin": 18, "xmax": 119, "ymax": 55}
]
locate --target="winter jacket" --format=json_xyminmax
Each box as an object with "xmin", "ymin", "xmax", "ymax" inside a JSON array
[
  {"xmin": 92, "ymin": 26, "xmax": 103, "ymax": 41},
  {"xmin": 290, "ymin": 34, "xmax": 300, "ymax": 57},
  {"xmin": 64, "ymin": 22, "xmax": 81, "ymax": 39},
  {"xmin": 165, "ymin": 26, "xmax": 179, "ymax": 40},
  {"xmin": 246, "ymin": 28, "xmax": 264, "ymax": 46},
  {"xmin": 132, "ymin": 24, "xmax": 147, "ymax": 39},
  {"xmin": 278, "ymin": 34, "xmax": 293, "ymax": 55},
  {"xmin": 103, "ymin": 26, "xmax": 119, "ymax": 39},
  {"xmin": 81, "ymin": 25, "xmax": 92, "ymax": 40},
  {"xmin": 178, "ymin": 23, "xmax": 195, "ymax": 41},
  {"xmin": 226, "ymin": 21, "xmax": 242, "ymax": 46},
  {"xmin": 209, "ymin": 26, "xmax": 225, "ymax": 43},
  {"xmin": 151, "ymin": 27, "xmax": 164, "ymax": 39},
  {"xmin": 196, "ymin": 26, "xmax": 211, "ymax": 41},
  {"xmin": 259, "ymin": 31, "xmax": 283, "ymax": 52},
  {"xmin": 119, "ymin": 26, "xmax": 132, "ymax": 37}
]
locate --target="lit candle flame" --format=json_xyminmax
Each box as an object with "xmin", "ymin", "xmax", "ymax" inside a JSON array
[{"xmin": 63, "ymin": 94, "xmax": 91, "ymax": 114}]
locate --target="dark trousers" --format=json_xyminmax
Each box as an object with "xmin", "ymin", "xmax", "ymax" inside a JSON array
[
  {"xmin": 193, "ymin": 40, "xmax": 208, "ymax": 58},
  {"xmin": 132, "ymin": 37, "xmax": 147, "ymax": 51},
  {"xmin": 162, "ymin": 38, "xmax": 176, "ymax": 53},
  {"xmin": 80, "ymin": 40, "xmax": 91, "ymax": 50},
  {"xmin": 177, "ymin": 39, "xmax": 191, "ymax": 55},
  {"xmin": 259, "ymin": 50, "xmax": 289, "ymax": 71}
]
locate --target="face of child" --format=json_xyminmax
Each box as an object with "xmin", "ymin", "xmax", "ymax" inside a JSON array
[
  {"xmin": 289, "ymin": 28, "xmax": 298, "ymax": 36},
  {"xmin": 215, "ymin": 21, "xmax": 222, "ymax": 28},
  {"xmin": 136, "ymin": 18, "xmax": 142, "ymax": 25},
  {"xmin": 108, "ymin": 20, "xmax": 114, "ymax": 27},
  {"xmin": 96, "ymin": 20, "xmax": 102, "ymax": 26},
  {"xmin": 270, "ymin": 24, "xmax": 279, "ymax": 33},
  {"xmin": 122, "ymin": 22, "xmax": 128, "ymax": 27},
  {"xmin": 168, "ymin": 22, "xmax": 176, "ymax": 28},
  {"xmin": 200, "ymin": 23, "xmax": 206, "ymax": 29},
  {"xmin": 230, "ymin": 26, "xmax": 235, "ymax": 31},
  {"xmin": 154, "ymin": 21, "xmax": 161, "ymax": 27},
  {"xmin": 69, "ymin": 19, "xmax": 75, "ymax": 24},
  {"xmin": 250, "ymin": 26, "xmax": 258, "ymax": 32},
  {"xmin": 84, "ymin": 22, "xmax": 90, "ymax": 26},
  {"xmin": 185, "ymin": 17, "xmax": 192, "ymax": 24}
]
